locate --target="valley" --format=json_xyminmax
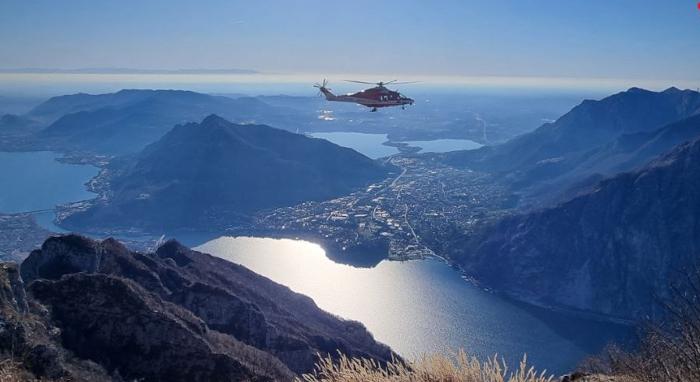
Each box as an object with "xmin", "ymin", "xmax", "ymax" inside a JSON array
[
  {"xmin": 1, "ymin": 86, "xmax": 699, "ymax": 380},
  {"xmin": 3, "ymin": 2, "xmax": 699, "ymax": 380}
]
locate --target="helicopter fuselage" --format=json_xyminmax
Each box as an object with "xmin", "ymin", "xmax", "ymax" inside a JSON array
[{"xmin": 318, "ymin": 84, "xmax": 414, "ymax": 110}]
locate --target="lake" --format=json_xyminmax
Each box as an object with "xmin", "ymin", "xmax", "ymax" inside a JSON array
[
  {"xmin": 196, "ymin": 236, "xmax": 630, "ymax": 375},
  {"xmin": 309, "ymin": 131, "xmax": 482, "ymax": 158},
  {"xmin": 403, "ymin": 138, "xmax": 483, "ymax": 153},
  {"xmin": 309, "ymin": 132, "xmax": 399, "ymax": 159},
  {"xmin": 0, "ymin": 151, "xmax": 98, "ymax": 231}
]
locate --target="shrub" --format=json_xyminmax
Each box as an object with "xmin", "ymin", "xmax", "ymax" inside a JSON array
[{"xmin": 582, "ymin": 270, "xmax": 700, "ymax": 382}]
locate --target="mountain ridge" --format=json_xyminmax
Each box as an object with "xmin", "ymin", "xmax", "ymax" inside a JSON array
[
  {"xmin": 61, "ymin": 114, "xmax": 394, "ymax": 232},
  {"xmin": 441, "ymin": 87, "xmax": 700, "ymax": 179},
  {"xmin": 452, "ymin": 136, "xmax": 700, "ymax": 320},
  {"xmin": 30, "ymin": 89, "xmax": 287, "ymax": 154}
]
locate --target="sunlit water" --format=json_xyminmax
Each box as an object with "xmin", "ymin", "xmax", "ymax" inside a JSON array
[
  {"xmin": 196, "ymin": 236, "xmax": 630, "ymax": 375},
  {"xmin": 0, "ymin": 151, "xmax": 98, "ymax": 230}
]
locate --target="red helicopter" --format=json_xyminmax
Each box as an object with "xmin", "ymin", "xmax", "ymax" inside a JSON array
[{"xmin": 314, "ymin": 79, "xmax": 416, "ymax": 112}]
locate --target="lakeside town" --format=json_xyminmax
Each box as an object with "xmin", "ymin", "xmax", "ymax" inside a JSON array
[{"xmin": 246, "ymin": 155, "xmax": 512, "ymax": 265}]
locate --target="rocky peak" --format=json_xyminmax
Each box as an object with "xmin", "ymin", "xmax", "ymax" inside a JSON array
[
  {"xmin": 155, "ymin": 239, "xmax": 194, "ymax": 266},
  {"xmin": 22, "ymin": 234, "xmax": 129, "ymax": 283},
  {"xmin": 200, "ymin": 113, "xmax": 229, "ymax": 127}
]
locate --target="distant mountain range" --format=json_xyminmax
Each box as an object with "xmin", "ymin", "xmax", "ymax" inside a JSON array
[
  {"xmin": 0, "ymin": 67, "xmax": 258, "ymax": 74},
  {"xmin": 27, "ymin": 89, "xmax": 286, "ymax": 125},
  {"xmin": 62, "ymin": 114, "xmax": 393, "ymax": 231},
  {"xmin": 28, "ymin": 89, "xmax": 295, "ymax": 154},
  {"xmin": 2, "ymin": 234, "xmax": 393, "ymax": 380},
  {"xmin": 0, "ymin": 89, "xmax": 311, "ymax": 154},
  {"xmin": 441, "ymin": 87, "xmax": 700, "ymax": 204}
]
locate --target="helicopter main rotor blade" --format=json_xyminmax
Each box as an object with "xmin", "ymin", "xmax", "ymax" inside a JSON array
[
  {"xmin": 344, "ymin": 79, "xmax": 420, "ymax": 86},
  {"xmin": 389, "ymin": 81, "xmax": 421, "ymax": 85},
  {"xmin": 344, "ymin": 80, "xmax": 376, "ymax": 84}
]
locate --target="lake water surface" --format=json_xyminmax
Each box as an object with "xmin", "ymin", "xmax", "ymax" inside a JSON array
[
  {"xmin": 196, "ymin": 236, "xmax": 630, "ymax": 375},
  {"xmin": 309, "ymin": 132, "xmax": 399, "ymax": 159},
  {"xmin": 310, "ymin": 131, "xmax": 483, "ymax": 158},
  {"xmin": 0, "ymin": 151, "xmax": 98, "ymax": 230}
]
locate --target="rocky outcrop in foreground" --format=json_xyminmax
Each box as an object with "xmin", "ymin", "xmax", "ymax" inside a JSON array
[
  {"xmin": 1, "ymin": 234, "xmax": 394, "ymax": 381},
  {"xmin": 0, "ymin": 262, "xmax": 112, "ymax": 380}
]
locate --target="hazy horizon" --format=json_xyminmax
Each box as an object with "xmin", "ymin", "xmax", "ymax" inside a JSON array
[
  {"xmin": 0, "ymin": 71, "xmax": 696, "ymax": 99},
  {"xmin": 2, "ymin": 0, "xmax": 699, "ymax": 97}
]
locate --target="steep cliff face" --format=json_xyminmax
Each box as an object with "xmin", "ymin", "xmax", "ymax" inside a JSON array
[
  {"xmin": 19, "ymin": 234, "xmax": 395, "ymax": 378},
  {"xmin": 28, "ymin": 273, "xmax": 289, "ymax": 381},
  {"xmin": 0, "ymin": 263, "xmax": 113, "ymax": 381},
  {"xmin": 457, "ymin": 138, "xmax": 700, "ymax": 320}
]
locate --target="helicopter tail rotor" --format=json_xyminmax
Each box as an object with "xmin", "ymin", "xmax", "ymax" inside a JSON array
[
  {"xmin": 313, "ymin": 79, "xmax": 336, "ymax": 100},
  {"xmin": 313, "ymin": 78, "xmax": 326, "ymax": 96}
]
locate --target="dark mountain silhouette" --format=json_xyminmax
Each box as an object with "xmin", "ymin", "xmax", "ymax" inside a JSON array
[
  {"xmin": 454, "ymin": 137, "xmax": 700, "ymax": 320},
  {"xmin": 1, "ymin": 234, "xmax": 394, "ymax": 380},
  {"xmin": 62, "ymin": 115, "xmax": 393, "ymax": 231},
  {"xmin": 31, "ymin": 89, "xmax": 290, "ymax": 154},
  {"xmin": 441, "ymin": 87, "xmax": 700, "ymax": 198}
]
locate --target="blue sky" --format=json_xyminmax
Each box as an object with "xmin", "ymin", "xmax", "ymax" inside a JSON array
[{"xmin": 1, "ymin": 0, "xmax": 699, "ymax": 82}]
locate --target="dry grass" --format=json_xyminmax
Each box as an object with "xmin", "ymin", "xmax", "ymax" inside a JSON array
[
  {"xmin": 0, "ymin": 359, "xmax": 35, "ymax": 382},
  {"xmin": 298, "ymin": 350, "xmax": 554, "ymax": 382}
]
